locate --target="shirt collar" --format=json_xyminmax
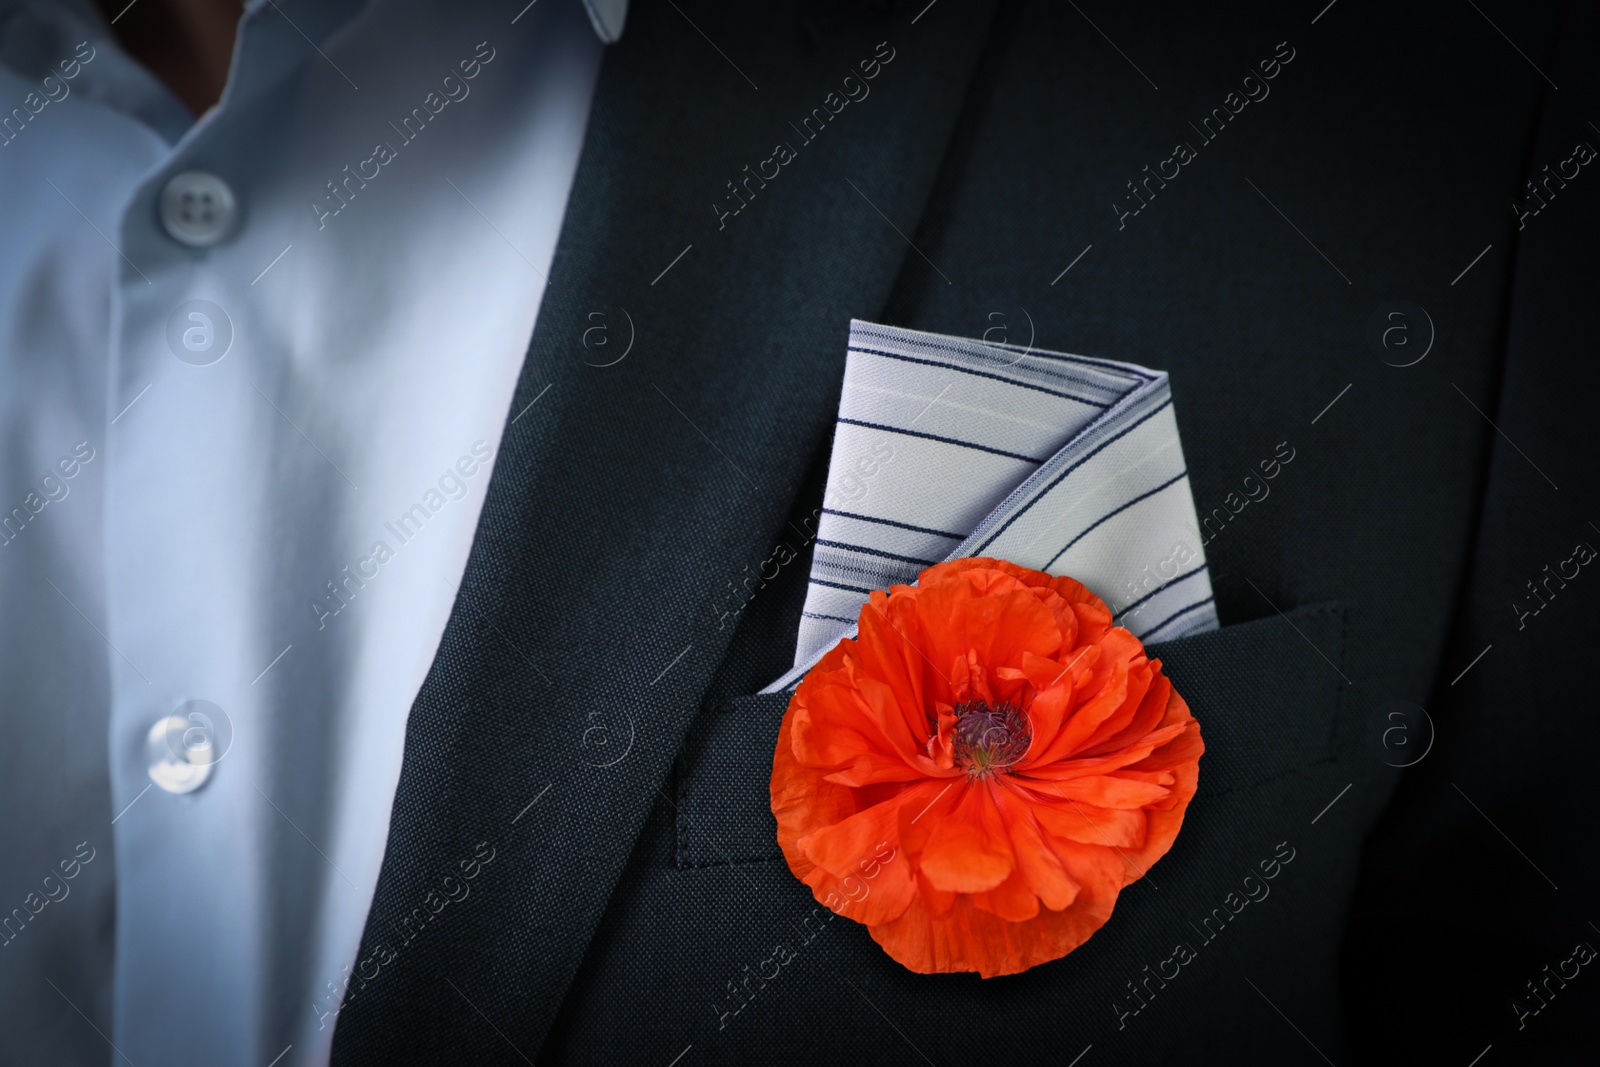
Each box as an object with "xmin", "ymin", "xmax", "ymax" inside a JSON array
[
  {"xmin": 582, "ymin": 0, "xmax": 628, "ymax": 42},
  {"xmin": 19, "ymin": 0, "xmax": 629, "ymax": 43}
]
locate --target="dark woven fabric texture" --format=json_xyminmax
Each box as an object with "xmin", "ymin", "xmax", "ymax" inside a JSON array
[{"xmin": 332, "ymin": 1, "xmax": 1598, "ymax": 1064}]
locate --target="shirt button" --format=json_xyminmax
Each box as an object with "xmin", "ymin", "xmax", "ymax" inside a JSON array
[
  {"xmin": 159, "ymin": 171, "xmax": 237, "ymax": 247},
  {"xmin": 145, "ymin": 713, "xmax": 215, "ymax": 794}
]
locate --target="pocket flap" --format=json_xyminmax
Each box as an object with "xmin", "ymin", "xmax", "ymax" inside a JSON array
[{"xmin": 675, "ymin": 601, "xmax": 1348, "ymax": 868}]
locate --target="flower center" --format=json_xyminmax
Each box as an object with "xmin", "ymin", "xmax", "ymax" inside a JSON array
[{"xmin": 951, "ymin": 701, "xmax": 1031, "ymax": 779}]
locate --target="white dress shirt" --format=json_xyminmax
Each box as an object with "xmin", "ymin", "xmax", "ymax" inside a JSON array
[{"xmin": 0, "ymin": 0, "xmax": 622, "ymax": 1063}]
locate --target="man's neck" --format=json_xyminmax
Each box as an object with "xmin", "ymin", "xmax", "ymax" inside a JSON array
[{"xmin": 96, "ymin": 0, "xmax": 243, "ymax": 115}]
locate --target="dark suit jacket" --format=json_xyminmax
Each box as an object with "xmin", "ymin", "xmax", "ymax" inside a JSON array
[{"xmin": 330, "ymin": 1, "xmax": 1599, "ymax": 1062}]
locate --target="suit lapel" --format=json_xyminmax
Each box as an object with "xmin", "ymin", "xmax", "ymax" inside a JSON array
[{"xmin": 332, "ymin": 1, "xmax": 998, "ymax": 1060}]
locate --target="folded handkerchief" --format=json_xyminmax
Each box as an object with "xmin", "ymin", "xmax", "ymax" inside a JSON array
[{"xmin": 765, "ymin": 319, "xmax": 1217, "ymax": 693}]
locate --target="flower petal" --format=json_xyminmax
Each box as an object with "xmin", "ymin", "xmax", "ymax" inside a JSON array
[
  {"xmin": 794, "ymin": 784, "xmax": 938, "ymax": 926},
  {"xmin": 993, "ymin": 779, "xmax": 1078, "ymax": 911},
  {"xmin": 770, "ymin": 558, "xmax": 1204, "ymax": 977},
  {"xmin": 1029, "ymin": 773, "xmax": 1172, "ymax": 809},
  {"xmin": 1029, "ymin": 795, "xmax": 1147, "ymax": 849},
  {"xmin": 971, "ymin": 870, "xmax": 1041, "ymax": 922},
  {"xmin": 917, "ymin": 783, "xmax": 1015, "ymax": 894},
  {"xmin": 869, "ymin": 859, "xmax": 1119, "ymax": 977},
  {"xmin": 913, "ymin": 577, "xmax": 1062, "ymax": 688}
]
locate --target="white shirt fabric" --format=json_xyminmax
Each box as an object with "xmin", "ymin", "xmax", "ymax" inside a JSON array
[
  {"xmin": 770, "ymin": 320, "xmax": 1217, "ymax": 692},
  {"xmin": 0, "ymin": 0, "xmax": 620, "ymax": 1063}
]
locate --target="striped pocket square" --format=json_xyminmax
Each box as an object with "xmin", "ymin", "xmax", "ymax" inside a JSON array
[{"xmin": 764, "ymin": 319, "xmax": 1217, "ymax": 694}]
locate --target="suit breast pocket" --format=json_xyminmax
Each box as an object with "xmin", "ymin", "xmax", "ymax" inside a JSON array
[{"xmin": 673, "ymin": 601, "xmax": 1350, "ymax": 869}]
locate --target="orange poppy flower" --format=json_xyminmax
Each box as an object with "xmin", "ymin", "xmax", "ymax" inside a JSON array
[{"xmin": 770, "ymin": 558, "xmax": 1203, "ymax": 977}]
